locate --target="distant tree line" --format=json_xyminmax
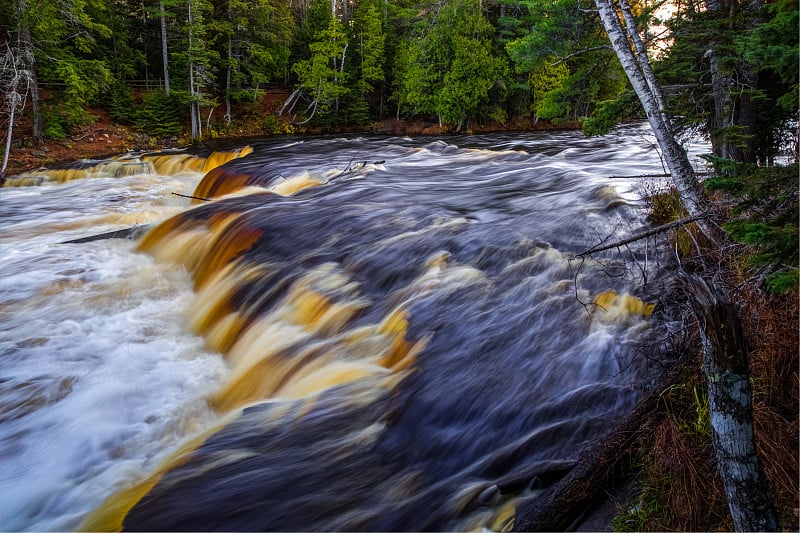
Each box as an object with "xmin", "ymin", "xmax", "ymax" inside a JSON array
[
  {"xmin": 1, "ymin": 1, "xmax": 795, "ymax": 146},
  {"xmin": 0, "ymin": 0, "xmax": 653, "ymax": 139}
]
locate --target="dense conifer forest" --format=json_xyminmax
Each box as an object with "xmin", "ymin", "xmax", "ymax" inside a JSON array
[{"xmin": 0, "ymin": 1, "xmax": 792, "ymax": 140}]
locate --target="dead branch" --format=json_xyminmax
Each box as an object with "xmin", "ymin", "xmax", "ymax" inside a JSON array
[
  {"xmin": 172, "ymin": 192, "xmax": 211, "ymax": 202},
  {"xmin": 574, "ymin": 214, "xmax": 707, "ymax": 257}
]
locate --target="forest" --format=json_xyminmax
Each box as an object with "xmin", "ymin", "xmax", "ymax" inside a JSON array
[{"xmin": 0, "ymin": 0, "xmax": 793, "ymax": 140}]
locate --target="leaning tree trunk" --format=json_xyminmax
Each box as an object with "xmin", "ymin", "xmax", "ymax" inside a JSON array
[
  {"xmin": 686, "ymin": 277, "xmax": 778, "ymax": 532},
  {"xmin": 617, "ymin": 0, "xmax": 666, "ymax": 113},
  {"xmin": 594, "ymin": 0, "xmax": 709, "ymax": 220}
]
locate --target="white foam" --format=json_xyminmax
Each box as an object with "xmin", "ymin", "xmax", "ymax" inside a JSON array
[{"xmin": 0, "ymin": 168, "xmax": 226, "ymax": 531}]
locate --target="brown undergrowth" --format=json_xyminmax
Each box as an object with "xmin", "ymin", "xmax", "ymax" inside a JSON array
[{"xmin": 614, "ymin": 186, "xmax": 799, "ymax": 532}]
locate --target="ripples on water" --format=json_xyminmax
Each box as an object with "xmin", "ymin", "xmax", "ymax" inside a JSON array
[{"xmin": 0, "ymin": 126, "xmax": 705, "ymax": 531}]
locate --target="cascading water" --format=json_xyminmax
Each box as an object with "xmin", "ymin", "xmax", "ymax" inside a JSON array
[{"xmin": 0, "ymin": 126, "xmax": 706, "ymax": 531}]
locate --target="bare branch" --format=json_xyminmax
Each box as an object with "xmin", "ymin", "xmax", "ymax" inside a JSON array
[
  {"xmin": 574, "ymin": 214, "xmax": 708, "ymax": 257},
  {"xmin": 552, "ymin": 45, "xmax": 613, "ymax": 66}
]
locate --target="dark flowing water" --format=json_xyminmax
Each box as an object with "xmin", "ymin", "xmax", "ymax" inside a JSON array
[{"xmin": 0, "ymin": 126, "xmax": 707, "ymax": 531}]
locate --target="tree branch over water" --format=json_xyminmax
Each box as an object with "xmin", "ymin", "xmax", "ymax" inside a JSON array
[{"xmin": 574, "ymin": 215, "xmax": 707, "ymax": 257}]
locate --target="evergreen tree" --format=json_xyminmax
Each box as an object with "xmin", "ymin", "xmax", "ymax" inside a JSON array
[
  {"xmin": 352, "ymin": 0, "xmax": 386, "ymax": 99},
  {"xmin": 8, "ymin": 0, "xmax": 115, "ymax": 134},
  {"xmin": 216, "ymin": 0, "xmax": 295, "ymax": 122},
  {"xmin": 292, "ymin": 14, "xmax": 351, "ymax": 123},
  {"xmin": 399, "ymin": 0, "xmax": 507, "ymax": 130},
  {"xmin": 506, "ymin": 0, "xmax": 629, "ymax": 124},
  {"xmin": 658, "ymin": 0, "xmax": 798, "ymax": 165}
]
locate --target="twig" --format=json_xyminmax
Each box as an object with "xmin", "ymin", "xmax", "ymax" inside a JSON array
[{"xmin": 172, "ymin": 192, "xmax": 211, "ymax": 202}]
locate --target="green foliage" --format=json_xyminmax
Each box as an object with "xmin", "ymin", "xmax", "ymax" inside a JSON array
[
  {"xmin": 582, "ymin": 91, "xmax": 642, "ymax": 136},
  {"xmin": 43, "ymin": 117, "xmax": 68, "ymax": 139},
  {"xmin": 221, "ymin": 0, "xmax": 296, "ymax": 92},
  {"xmin": 765, "ymin": 269, "xmax": 799, "ymax": 295},
  {"xmin": 262, "ymin": 115, "xmax": 280, "ymax": 134},
  {"xmin": 106, "ymin": 82, "xmax": 136, "ymax": 124},
  {"xmin": 657, "ymin": 0, "xmax": 799, "ymax": 164},
  {"xmin": 505, "ymin": 0, "xmax": 628, "ymax": 122},
  {"xmin": 706, "ymin": 161, "xmax": 799, "ymax": 293},
  {"xmin": 4, "ymin": 0, "xmax": 789, "ymax": 136},
  {"xmin": 739, "ymin": 0, "xmax": 799, "ymax": 113},
  {"xmin": 397, "ymin": 0, "xmax": 507, "ymax": 128},
  {"xmin": 292, "ymin": 16, "xmax": 351, "ymax": 123},
  {"xmin": 528, "ymin": 59, "xmax": 569, "ymax": 121},
  {"xmin": 135, "ymin": 89, "xmax": 184, "ymax": 138},
  {"xmin": 352, "ymin": 0, "xmax": 386, "ymax": 96}
]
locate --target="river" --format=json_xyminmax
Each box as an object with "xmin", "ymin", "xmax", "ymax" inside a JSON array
[{"xmin": 0, "ymin": 125, "xmax": 706, "ymax": 531}]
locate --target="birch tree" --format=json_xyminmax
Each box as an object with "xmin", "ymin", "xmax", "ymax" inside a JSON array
[
  {"xmin": 593, "ymin": 0, "xmax": 708, "ymax": 219},
  {"xmin": 593, "ymin": 2, "xmax": 779, "ymax": 531},
  {"xmin": 0, "ymin": 42, "xmax": 32, "ymax": 182}
]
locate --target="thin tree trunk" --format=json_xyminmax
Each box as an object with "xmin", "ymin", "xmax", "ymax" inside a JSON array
[
  {"xmin": 1, "ymin": 101, "xmax": 15, "ymax": 184},
  {"xmin": 19, "ymin": 0, "xmax": 40, "ymax": 140},
  {"xmin": 160, "ymin": 0, "xmax": 170, "ymax": 96},
  {"xmin": 188, "ymin": 0, "xmax": 198, "ymax": 139},
  {"xmin": 707, "ymin": 46, "xmax": 737, "ymax": 160},
  {"xmin": 686, "ymin": 277, "xmax": 779, "ymax": 532},
  {"xmin": 703, "ymin": 0, "xmax": 738, "ymax": 162},
  {"xmin": 225, "ymin": 37, "xmax": 232, "ymax": 125},
  {"xmin": 594, "ymin": 0, "xmax": 708, "ymax": 219},
  {"xmin": 704, "ymin": 0, "xmax": 759, "ymax": 164}
]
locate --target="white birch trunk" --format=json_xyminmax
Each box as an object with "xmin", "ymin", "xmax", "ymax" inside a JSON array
[
  {"xmin": 687, "ymin": 277, "xmax": 779, "ymax": 532},
  {"xmin": 617, "ymin": 0, "xmax": 665, "ymax": 112},
  {"xmin": 1, "ymin": 100, "xmax": 16, "ymax": 182},
  {"xmin": 160, "ymin": 0, "xmax": 170, "ymax": 95},
  {"xmin": 594, "ymin": 0, "xmax": 708, "ymax": 219}
]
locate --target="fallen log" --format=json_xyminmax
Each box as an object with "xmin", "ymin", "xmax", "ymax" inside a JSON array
[
  {"xmin": 513, "ymin": 362, "xmax": 683, "ymax": 531},
  {"xmin": 60, "ymin": 224, "xmax": 151, "ymax": 244}
]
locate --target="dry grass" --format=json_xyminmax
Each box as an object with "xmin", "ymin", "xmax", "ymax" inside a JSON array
[
  {"xmin": 615, "ymin": 185, "xmax": 799, "ymax": 532},
  {"xmin": 745, "ymin": 287, "xmax": 799, "ymax": 530}
]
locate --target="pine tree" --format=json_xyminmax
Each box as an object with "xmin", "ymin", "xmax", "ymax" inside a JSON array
[
  {"xmin": 399, "ymin": 0, "xmax": 506, "ymax": 130},
  {"xmin": 291, "ymin": 14, "xmax": 351, "ymax": 124}
]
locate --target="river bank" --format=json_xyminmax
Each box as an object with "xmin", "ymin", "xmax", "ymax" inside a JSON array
[{"xmin": 1, "ymin": 88, "xmax": 579, "ymax": 178}]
